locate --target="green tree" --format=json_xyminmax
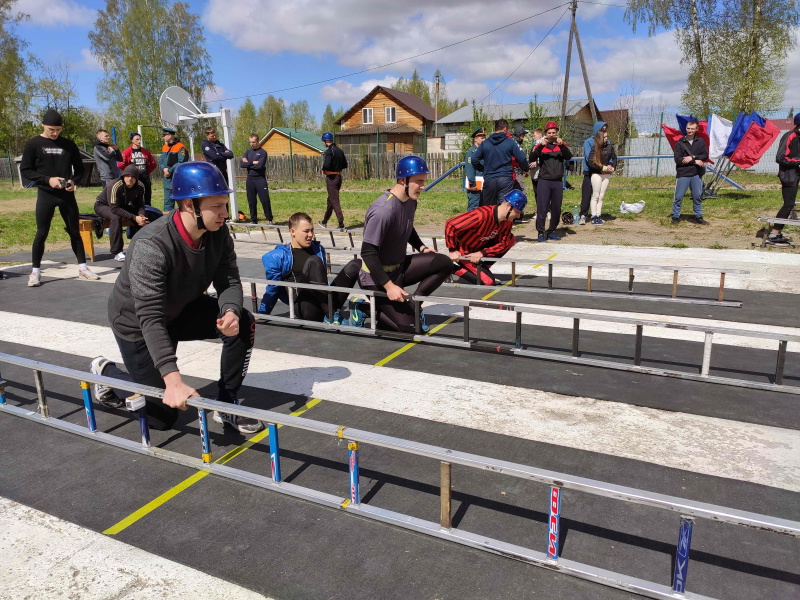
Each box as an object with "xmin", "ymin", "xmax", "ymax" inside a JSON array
[
  {"xmin": 256, "ymin": 95, "xmax": 287, "ymax": 132},
  {"xmin": 319, "ymin": 104, "xmax": 344, "ymax": 135},
  {"xmin": 89, "ymin": 0, "xmax": 214, "ymax": 136},
  {"xmin": 394, "ymin": 69, "xmax": 432, "ymax": 105},
  {"xmin": 0, "ymin": 1, "xmax": 33, "ymax": 151},
  {"xmin": 458, "ymin": 101, "xmax": 491, "ymax": 154},
  {"xmin": 287, "ymin": 99, "xmax": 316, "ymax": 131},
  {"xmin": 232, "ymin": 98, "xmax": 257, "ymax": 156}
]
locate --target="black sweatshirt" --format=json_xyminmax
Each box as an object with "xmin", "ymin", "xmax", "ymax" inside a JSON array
[
  {"xmin": 20, "ymin": 135, "xmax": 85, "ymax": 189},
  {"xmin": 322, "ymin": 144, "xmax": 348, "ymax": 172},
  {"xmin": 673, "ymin": 136, "xmax": 709, "ymax": 178},
  {"xmin": 95, "ymin": 178, "xmax": 146, "ymax": 220}
]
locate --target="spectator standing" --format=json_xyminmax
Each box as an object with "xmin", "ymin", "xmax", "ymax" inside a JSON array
[
  {"xmin": 672, "ymin": 119, "xmax": 709, "ymax": 225},
  {"xmin": 528, "ymin": 121, "xmax": 572, "ymax": 242},
  {"xmin": 580, "ymin": 121, "xmax": 607, "ymax": 225},
  {"xmin": 202, "ymin": 127, "xmax": 234, "ymax": 185},
  {"xmin": 319, "ymin": 132, "xmax": 349, "ymax": 231},
  {"xmin": 586, "ymin": 128, "xmax": 618, "ymax": 225},
  {"xmin": 240, "ymin": 134, "xmax": 272, "ymax": 224},
  {"xmin": 93, "ymin": 129, "xmax": 122, "ymax": 186},
  {"xmin": 473, "ymin": 119, "xmax": 529, "ymax": 207},
  {"xmin": 463, "ymin": 127, "xmax": 486, "ymax": 211},
  {"xmin": 767, "ymin": 113, "xmax": 800, "ymax": 244},
  {"xmin": 159, "ymin": 127, "xmax": 189, "ymax": 212},
  {"xmin": 118, "ymin": 132, "xmax": 157, "ymax": 206}
]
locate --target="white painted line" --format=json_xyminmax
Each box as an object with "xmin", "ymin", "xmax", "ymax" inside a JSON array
[
  {"xmin": 1, "ymin": 311, "xmax": 798, "ymax": 493},
  {"xmin": 0, "ymin": 496, "xmax": 272, "ymax": 600}
]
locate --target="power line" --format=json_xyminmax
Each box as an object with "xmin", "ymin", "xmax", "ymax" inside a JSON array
[
  {"xmin": 577, "ymin": 0, "xmax": 628, "ymax": 7},
  {"xmin": 214, "ymin": 3, "xmax": 570, "ymax": 104},
  {"xmin": 477, "ymin": 7, "xmax": 570, "ymax": 105}
]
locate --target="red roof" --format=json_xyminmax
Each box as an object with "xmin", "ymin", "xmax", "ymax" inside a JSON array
[{"xmin": 770, "ymin": 118, "xmax": 795, "ymax": 131}]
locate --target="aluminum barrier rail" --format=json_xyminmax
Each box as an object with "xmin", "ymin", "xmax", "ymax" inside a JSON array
[
  {"xmin": 227, "ymin": 221, "xmax": 358, "ymax": 249},
  {"xmin": 1, "ymin": 352, "xmax": 798, "ymax": 600},
  {"xmin": 242, "ymin": 277, "xmax": 798, "ymax": 395}
]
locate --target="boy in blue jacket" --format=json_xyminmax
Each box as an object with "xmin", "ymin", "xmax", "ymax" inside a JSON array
[{"xmin": 259, "ymin": 212, "xmax": 362, "ymax": 323}]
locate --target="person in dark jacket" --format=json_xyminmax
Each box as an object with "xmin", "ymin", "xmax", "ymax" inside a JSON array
[
  {"xmin": 20, "ymin": 109, "xmax": 101, "ymax": 287},
  {"xmin": 586, "ymin": 128, "xmax": 618, "ymax": 224},
  {"xmin": 118, "ymin": 133, "xmax": 157, "ymax": 206},
  {"xmin": 92, "ymin": 161, "xmax": 263, "ymax": 434},
  {"xmin": 94, "ymin": 164, "xmax": 149, "ymax": 261},
  {"xmin": 240, "ymin": 133, "xmax": 272, "ymax": 224},
  {"xmin": 159, "ymin": 127, "xmax": 189, "ymax": 212},
  {"xmin": 93, "ymin": 129, "xmax": 122, "ymax": 185},
  {"xmin": 463, "ymin": 127, "xmax": 486, "ymax": 211},
  {"xmin": 528, "ymin": 121, "xmax": 572, "ymax": 242},
  {"xmin": 319, "ymin": 132, "xmax": 349, "ymax": 230},
  {"xmin": 672, "ymin": 119, "xmax": 709, "ymax": 224},
  {"xmin": 473, "ymin": 119, "xmax": 529, "ymax": 207},
  {"xmin": 767, "ymin": 113, "xmax": 800, "ymax": 244},
  {"xmin": 202, "ymin": 127, "xmax": 234, "ymax": 184},
  {"xmin": 580, "ymin": 121, "xmax": 607, "ymax": 225}
]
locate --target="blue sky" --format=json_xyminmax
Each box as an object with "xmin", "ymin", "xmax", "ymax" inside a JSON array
[{"xmin": 14, "ymin": 0, "xmax": 800, "ymax": 127}]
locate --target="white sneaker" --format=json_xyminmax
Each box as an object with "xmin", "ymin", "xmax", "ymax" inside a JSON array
[
  {"xmin": 89, "ymin": 356, "xmax": 123, "ymax": 408},
  {"xmin": 212, "ymin": 399, "xmax": 264, "ymax": 435},
  {"xmin": 28, "ymin": 272, "xmax": 42, "ymax": 287},
  {"xmin": 78, "ymin": 267, "xmax": 101, "ymax": 281},
  {"xmin": 579, "ymin": 215, "xmax": 586, "ymax": 225},
  {"xmin": 113, "ymin": 252, "xmax": 126, "ymax": 262}
]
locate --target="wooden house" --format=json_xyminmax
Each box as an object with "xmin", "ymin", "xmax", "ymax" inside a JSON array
[
  {"xmin": 335, "ymin": 86, "xmax": 436, "ymax": 155},
  {"xmin": 259, "ymin": 127, "xmax": 325, "ymax": 156}
]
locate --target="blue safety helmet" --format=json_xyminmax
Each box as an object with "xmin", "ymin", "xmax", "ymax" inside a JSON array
[
  {"xmin": 396, "ymin": 155, "xmax": 429, "ymax": 179},
  {"xmin": 503, "ymin": 189, "xmax": 528, "ymax": 212},
  {"xmin": 170, "ymin": 162, "xmax": 233, "ymax": 230},
  {"xmin": 321, "ymin": 132, "xmax": 334, "ymax": 142}
]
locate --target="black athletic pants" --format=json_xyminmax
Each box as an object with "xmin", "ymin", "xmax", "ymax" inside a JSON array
[
  {"xmin": 323, "ymin": 173, "xmax": 344, "ymax": 226},
  {"xmin": 364, "ymin": 253, "xmax": 453, "ymax": 333},
  {"xmin": 774, "ymin": 182, "xmax": 799, "ymax": 230},
  {"xmin": 142, "ymin": 176, "xmax": 152, "ymax": 206},
  {"xmin": 480, "ymin": 176, "xmax": 514, "ymax": 207},
  {"xmin": 246, "ymin": 177, "xmax": 272, "ymax": 222},
  {"xmin": 94, "ymin": 204, "xmax": 129, "ymax": 255},
  {"xmin": 106, "ymin": 295, "xmax": 255, "ymax": 430},
  {"xmin": 535, "ymin": 179, "xmax": 564, "ymax": 234},
  {"xmin": 32, "ymin": 189, "xmax": 86, "ymax": 268},
  {"xmin": 580, "ymin": 173, "xmax": 592, "ymax": 218},
  {"xmin": 292, "ymin": 256, "xmax": 361, "ymax": 321}
]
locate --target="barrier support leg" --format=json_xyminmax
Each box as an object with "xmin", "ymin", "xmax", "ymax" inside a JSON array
[
  {"xmin": 701, "ymin": 333, "xmax": 714, "ymax": 376},
  {"xmin": 329, "ymin": 231, "xmax": 336, "ymax": 247},
  {"xmin": 79, "ymin": 381, "xmax": 97, "ymax": 431},
  {"xmin": 198, "ymin": 408, "xmax": 212, "ymax": 463},
  {"xmin": 546, "ymin": 486, "xmax": 561, "ymax": 561},
  {"xmin": 268, "ymin": 423, "xmax": 282, "ymax": 483},
  {"xmin": 463, "ymin": 306, "xmax": 470, "ymax": 343},
  {"xmin": 260, "ymin": 227, "xmax": 267, "ymax": 242},
  {"xmin": 288, "ymin": 288, "xmax": 296, "ymax": 320},
  {"xmin": 33, "ymin": 370, "xmax": 49, "ymax": 418},
  {"xmin": 586, "ymin": 266, "xmax": 592, "ymax": 293},
  {"xmin": 125, "ymin": 394, "xmax": 150, "ymax": 448},
  {"xmin": 476, "ymin": 263, "xmax": 482, "ymax": 286},
  {"xmin": 348, "ymin": 232, "xmax": 354, "ymax": 248},
  {"xmin": 634, "ymin": 325, "xmax": 644, "ymax": 366},
  {"xmin": 440, "ymin": 461, "xmax": 452, "ymax": 529},
  {"xmin": 672, "ymin": 270, "xmax": 679, "ymax": 298},
  {"xmin": 672, "ymin": 516, "xmax": 694, "ymax": 594},
  {"xmin": 0, "ymin": 367, "xmax": 7, "ymax": 404},
  {"xmin": 327, "ymin": 291, "xmax": 334, "ymax": 324},
  {"xmin": 327, "ymin": 252, "xmax": 332, "ymax": 275},
  {"xmin": 628, "ymin": 268, "xmax": 634, "ymax": 293},
  {"xmin": 348, "ymin": 441, "xmax": 360, "ymax": 505},
  {"xmin": 515, "ymin": 312, "xmax": 522, "ymax": 349},
  {"xmin": 432, "ymin": 237, "xmax": 438, "ymax": 252},
  {"xmin": 414, "ymin": 300, "xmax": 421, "ymax": 334},
  {"xmin": 511, "ymin": 262, "xmax": 516, "ymax": 286},
  {"xmin": 572, "ymin": 319, "xmax": 580, "ymax": 357},
  {"xmin": 277, "ymin": 228, "xmax": 284, "ymax": 244},
  {"xmin": 369, "ymin": 297, "xmax": 377, "ymax": 331},
  {"xmin": 775, "ymin": 340, "xmax": 788, "ymax": 385},
  {"xmin": 718, "ymin": 272, "xmax": 726, "ymax": 302},
  {"xmin": 250, "ymin": 282, "xmax": 258, "ymax": 314},
  {"xmin": 548, "ymin": 264, "xmax": 553, "ymax": 289}
]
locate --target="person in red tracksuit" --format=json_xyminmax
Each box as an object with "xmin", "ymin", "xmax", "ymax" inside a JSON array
[
  {"xmin": 445, "ymin": 189, "xmax": 527, "ymax": 286},
  {"xmin": 768, "ymin": 113, "xmax": 800, "ymax": 244}
]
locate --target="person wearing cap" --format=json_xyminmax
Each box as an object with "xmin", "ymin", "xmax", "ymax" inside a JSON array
[
  {"xmin": 580, "ymin": 121, "xmax": 607, "ymax": 225},
  {"xmin": 202, "ymin": 127, "xmax": 235, "ymax": 185},
  {"xmin": 768, "ymin": 113, "xmax": 800, "ymax": 244},
  {"xmin": 20, "ymin": 109, "xmax": 101, "ymax": 287},
  {"xmin": 528, "ymin": 121, "xmax": 572, "ymax": 242},
  {"xmin": 240, "ymin": 133, "xmax": 272, "ymax": 224},
  {"xmin": 319, "ymin": 132, "xmax": 349, "ymax": 231},
  {"xmin": 359, "ymin": 156, "xmax": 453, "ymax": 333},
  {"xmin": 94, "ymin": 164, "xmax": 149, "ymax": 261},
  {"xmin": 93, "ymin": 129, "xmax": 123, "ymax": 186},
  {"xmin": 92, "ymin": 161, "xmax": 263, "ymax": 434},
  {"xmin": 118, "ymin": 133, "xmax": 157, "ymax": 206},
  {"xmin": 158, "ymin": 127, "xmax": 189, "ymax": 212},
  {"xmin": 445, "ymin": 189, "xmax": 526, "ymax": 286},
  {"xmin": 473, "ymin": 119, "xmax": 529, "ymax": 207},
  {"xmin": 463, "ymin": 127, "xmax": 486, "ymax": 211}
]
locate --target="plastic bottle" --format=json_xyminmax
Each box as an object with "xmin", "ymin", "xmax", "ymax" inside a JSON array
[{"xmin": 572, "ymin": 205, "xmax": 579, "ymax": 223}]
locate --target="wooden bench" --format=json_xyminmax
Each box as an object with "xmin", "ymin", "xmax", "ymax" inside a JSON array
[{"xmin": 78, "ymin": 216, "xmax": 136, "ymax": 262}]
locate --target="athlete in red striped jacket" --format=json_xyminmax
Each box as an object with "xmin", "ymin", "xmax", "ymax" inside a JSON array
[{"xmin": 445, "ymin": 190, "xmax": 527, "ymax": 285}]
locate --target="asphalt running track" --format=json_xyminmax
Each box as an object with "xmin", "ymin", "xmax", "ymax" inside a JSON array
[{"xmin": 0, "ymin": 245, "xmax": 798, "ymax": 600}]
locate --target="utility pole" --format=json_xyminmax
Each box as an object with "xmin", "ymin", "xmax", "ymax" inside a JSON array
[
  {"xmin": 434, "ymin": 73, "xmax": 441, "ymax": 138},
  {"xmin": 560, "ymin": 0, "xmax": 598, "ymax": 125}
]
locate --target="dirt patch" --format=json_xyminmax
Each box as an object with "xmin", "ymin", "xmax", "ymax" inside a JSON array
[{"xmin": 0, "ymin": 197, "xmax": 39, "ymax": 214}]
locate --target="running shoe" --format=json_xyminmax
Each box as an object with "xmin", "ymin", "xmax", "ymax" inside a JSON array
[
  {"xmin": 546, "ymin": 232, "xmax": 561, "ymax": 241},
  {"xmin": 317, "ymin": 221, "xmax": 328, "ymax": 229},
  {"xmin": 28, "ymin": 272, "xmax": 42, "ymax": 287},
  {"xmin": 537, "ymin": 234, "xmax": 547, "ymax": 243},
  {"xmin": 349, "ymin": 298, "xmax": 367, "ymax": 328},
  {"xmin": 323, "ymin": 310, "xmax": 342, "ymax": 326},
  {"xmin": 337, "ymin": 224, "xmax": 347, "ymax": 232},
  {"xmin": 671, "ymin": 217, "xmax": 680, "ymax": 224},
  {"xmin": 767, "ymin": 232, "xmax": 791, "ymax": 244},
  {"xmin": 78, "ymin": 267, "xmax": 101, "ymax": 281},
  {"xmin": 579, "ymin": 215, "xmax": 586, "ymax": 225},
  {"xmin": 213, "ymin": 399, "xmax": 264, "ymax": 434},
  {"xmin": 419, "ymin": 310, "xmax": 430, "ymax": 333},
  {"xmin": 114, "ymin": 252, "xmax": 126, "ymax": 262},
  {"xmin": 89, "ymin": 357, "xmax": 124, "ymax": 409},
  {"xmin": 693, "ymin": 216, "xmax": 709, "ymax": 225}
]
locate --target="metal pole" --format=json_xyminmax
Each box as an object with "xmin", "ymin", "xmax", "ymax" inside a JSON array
[
  {"xmin": 586, "ymin": 265, "xmax": 592, "ymax": 293},
  {"xmin": 369, "ymin": 297, "xmax": 377, "ymax": 331},
  {"xmin": 33, "ymin": 370, "xmax": 49, "ymax": 418},
  {"xmin": 628, "ymin": 268, "xmax": 635, "ymax": 293},
  {"xmin": 718, "ymin": 272, "xmax": 726, "ymax": 302},
  {"xmin": 572, "ymin": 319, "xmax": 580, "ymax": 357},
  {"xmin": 376, "ymin": 125, "xmax": 380, "ymax": 180},
  {"xmin": 288, "ymin": 288, "xmax": 295, "ymax": 320},
  {"xmin": 269, "ymin": 423, "xmax": 282, "ymax": 482},
  {"xmin": 655, "ymin": 112, "xmax": 664, "ymax": 177},
  {"xmin": 775, "ymin": 340, "xmax": 787, "ymax": 386},
  {"xmin": 701, "ymin": 332, "xmax": 714, "ymax": 376},
  {"xmin": 672, "ymin": 270, "xmax": 679, "ymax": 298},
  {"xmin": 126, "ymin": 394, "xmax": 150, "ymax": 448},
  {"xmin": 423, "ymin": 124, "xmax": 428, "ymax": 165},
  {"xmin": 571, "ymin": 16, "xmax": 597, "ymax": 124},
  {"xmin": 250, "ymin": 282, "xmax": 258, "ymax": 314},
  {"xmin": 198, "ymin": 408, "xmax": 212, "ymax": 463},
  {"xmin": 548, "ymin": 263, "xmax": 553, "ymax": 289},
  {"xmin": 672, "ymin": 516, "xmax": 694, "ymax": 594},
  {"xmin": 188, "ymin": 134, "xmax": 195, "ymax": 162},
  {"xmin": 289, "ymin": 133, "xmax": 294, "ymax": 184},
  {"xmin": 221, "ymin": 107, "xmax": 238, "ymax": 216},
  {"xmin": 560, "ymin": 3, "xmax": 575, "ymax": 126},
  {"xmin": 137, "ymin": 125, "xmax": 144, "ymax": 148},
  {"xmin": 80, "ymin": 381, "xmax": 97, "ymax": 432},
  {"xmin": 440, "ymin": 461, "xmax": 452, "ymax": 529},
  {"xmin": 634, "ymin": 325, "xmax": 644, "ymax": 366},
  {"xmin": 348, "ymin": 441, "xmax": 360, "ymax": 505},
  {"xmin": 515, "ymin": 312, "xmax": 522, "ymax": 349},
  {"xmin": 546, "ymin": 486, "xmax": 562, "ymax": 561},
  {"xmin": 463, "ymin": 306, "xmax": 470, "ymax": 342}
]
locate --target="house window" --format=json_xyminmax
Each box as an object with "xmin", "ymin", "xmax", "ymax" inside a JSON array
[
  {"xmin": 385, "ymin": 106, "xmax": 397, "ymax": 123},
  {"xmin": 362, "ymin": 108, "xmax": 373, "ymax": 124}
]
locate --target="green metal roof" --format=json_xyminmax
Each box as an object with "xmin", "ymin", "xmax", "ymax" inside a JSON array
[{"xmin": 262, "ymin": 127, "xmax": 326, "ymax": 152}]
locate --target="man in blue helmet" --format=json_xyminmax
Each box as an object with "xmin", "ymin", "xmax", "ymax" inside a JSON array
[
  {"xmin": 359, "ymin": 155, "xmax": 453, "ymax": 332},
  {"xmin": 319, "ymin": 132, "xmax": 349, "ymax": 231},
  {"xmin": 90, "ymin": 161, "xmax": 263, "ymax": 435},
  {"xmin": 445, "ymin": 190, "xmax": 525, "ymax": 286}
]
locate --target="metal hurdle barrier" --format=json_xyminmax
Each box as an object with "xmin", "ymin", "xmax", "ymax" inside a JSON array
[
  {"xmin": 243, "ymin": 276, "xmax": 798, "ymax": 395},
  {"xmin": 1, "ymin": 352, "xmax": 798, "ymax": 600},
  {"xmin": 227, "ymin": 221, "xmax": 360, "ymax": 249},
  {"xmin": 756, "ymin": 215, "xmax": 799, "ymax": 248}
]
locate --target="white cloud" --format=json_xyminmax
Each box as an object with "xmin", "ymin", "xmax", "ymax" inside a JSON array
[
  {"xmin": 319, "ymin": 77, "xmax": 400, "ymax": 105},
  {"xmin": 15, "ymin": 0, "xmax": 95, "ymax": 27},
  {"xmin": 74, "ymin": 48, "xmax": 102, "ymax": 72},
  {"xmin": 443, "ymin": 80, "xmax": 492, "ymax": 103},
  {"xmin": 202, "ymin": 85, "xmax": 227, "ymax": 104}
]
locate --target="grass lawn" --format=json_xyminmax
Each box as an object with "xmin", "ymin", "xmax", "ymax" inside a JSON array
[{"xmin": 0, "ymin": 172, "xmax": 796, "ymax": 255}]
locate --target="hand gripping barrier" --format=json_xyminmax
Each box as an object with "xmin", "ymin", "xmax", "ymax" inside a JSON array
[
  {"xmin": 1, "ymin": 352, "xmax": 798, "ymax": 600},
  {"xmin": 242, "ymin": 277, "xmax": 799, "ymax": 396}
]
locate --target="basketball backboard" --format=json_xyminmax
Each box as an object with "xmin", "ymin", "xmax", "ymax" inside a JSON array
[{"xmin": 159, "ymin": 86, "xmax": 200, "ymax": 127}]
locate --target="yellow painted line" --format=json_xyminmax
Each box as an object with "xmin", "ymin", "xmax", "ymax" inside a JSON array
[{"xmin": 104, "ymin": 254, "xmax": 557, "ymax": 534}]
